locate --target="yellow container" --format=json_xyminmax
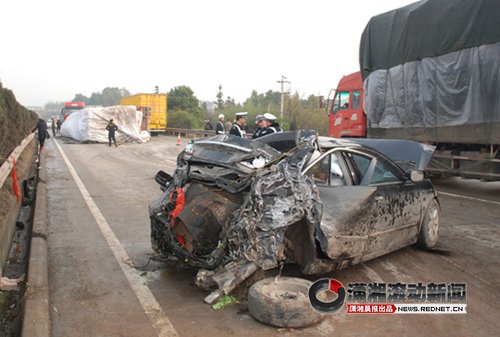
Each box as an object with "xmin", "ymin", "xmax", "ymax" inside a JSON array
[{"xmin": 120, "ymin": 94, "xmax": 167, "ymax": 131}]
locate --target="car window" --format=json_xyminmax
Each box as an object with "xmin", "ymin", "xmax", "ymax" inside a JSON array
[
  {"xmin": 306, "ymin": 153, "xmax": 346, "ymax": 186},
  {"xmin": 306, "ymin": 155, "xmax": 329, "ymax": 185},
  {"xmin": 344, "ymin": 152, "xmax": 371, "ymax": 185},
  {"xmin": 332, "ymin": 91, "xmax": 350, "ymax": 114},
  {"xmin": 370, "ymin": 160, "xmax": 401, "ymax": 184},
  {"xmin": 330, "ymin": 153, "xmax": 346, "ymax": 186},
  {"xmin": 352, "ymin": 91, "xmax": 361, "ymax": 110}
]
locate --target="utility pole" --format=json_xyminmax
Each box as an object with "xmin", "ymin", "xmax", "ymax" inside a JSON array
[{"xmin": 277, "ymin": 75, "xmax": 290, "ymax": 119}]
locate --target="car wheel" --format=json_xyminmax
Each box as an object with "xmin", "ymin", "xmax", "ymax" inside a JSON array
[
  {"xmin": 247, "ymin": 277, "xmax": 323, "ymax": 328},
  {"xmin": 417, "ymin": 199, "xmax": 439, "ymax": 249}
]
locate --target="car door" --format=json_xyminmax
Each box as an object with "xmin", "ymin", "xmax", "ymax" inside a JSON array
[
  {"xmin": 342, "ymin": 150, "xmax": 423, "ymax": 261},
  {"xmin": 303, "ymin": 149, "xmax": 377, "ymax": 266}
]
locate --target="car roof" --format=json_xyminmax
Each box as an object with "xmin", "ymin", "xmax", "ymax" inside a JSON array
[
  {"xmin": 318, "ymin": 136, "xmax": 435, "ymax": 172},
  {"xmin": 318, "ymin": 136, "xmax": 363, "ymax": 149}
]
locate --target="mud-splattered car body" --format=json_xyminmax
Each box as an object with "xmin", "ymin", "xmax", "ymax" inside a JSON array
[{"xmin": 149, "ymin": 130, "xmax": 437, "ymax": 302}]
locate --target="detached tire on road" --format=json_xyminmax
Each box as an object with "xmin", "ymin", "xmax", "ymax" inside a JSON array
[
  {"xmin": 417, "ymin": 199, "xmax": 440, "ymax": 249},
  {"xmin": 247, "ymin": 277, "xmax": 323, "ymax": 328}
]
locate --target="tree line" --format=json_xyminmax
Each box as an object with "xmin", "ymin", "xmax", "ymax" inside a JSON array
[
  {"xmin": 167, "ymin": 85, "xmax": 328, "ymax": 135},
  {"xmin": 43, "ymin": 87, "xmax": 131, "ymax": 111},
  {"xmin": 43, "ymin": 85, "xmax": 329, "ymax": 135}
]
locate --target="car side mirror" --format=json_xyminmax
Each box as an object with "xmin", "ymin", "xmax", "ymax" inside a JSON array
[
  {"xmin": 410, "ymin": 170, "xmax": 424, "ymax": 183},
  {"xmin": 155, "ymin": 170, "xmax": 172, "ymax": 191}
]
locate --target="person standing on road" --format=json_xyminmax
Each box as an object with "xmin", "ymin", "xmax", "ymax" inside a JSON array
[
  {"xmin": 204, "ymin": 119, "xmax": 213, "ymax": 137},
  {"xmin": 216, "ymin": 114, "xmax": 225, "ymax": 134},
  {"xmin": 254, "ymin": 113, "xmax": 282, "ymax": 138},
  {"xmin": 56, "ymin": 119, "xmax": 62, "ymax": 134},
  {"xmin": 229, "ymin": 112, "xmax": 248, "ymax": 138},
  {"xmin": 32, "ymin": 117, "xmax": 49, "ymax": 152},
  {"xmin": 106, "ymin": 119, "xmax": 118, "ymax": 147},
  {"xmin": 51, "ymin": 118, "xmax": 56, "ymax": 137},
  {"xmin": 252, "ymin": 114, "xmax": 264, "ymax": 139},
  {"xmin": 204, "ymin": 119, "xmax": 214, "ymax": 131}
]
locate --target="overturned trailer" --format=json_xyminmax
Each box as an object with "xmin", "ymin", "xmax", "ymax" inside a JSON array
[
  {"xmin": 149, "ymin": 131, "xmax": 438, "ymax": 303},
  {"xmin": 60, "ymin": 105, "xmax": 150, "ymax": 143}
]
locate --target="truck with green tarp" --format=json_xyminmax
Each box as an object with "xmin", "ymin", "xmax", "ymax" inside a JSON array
[{"xmin": 359, "ymin": 0, "xmax": 500, "ymax": 180}]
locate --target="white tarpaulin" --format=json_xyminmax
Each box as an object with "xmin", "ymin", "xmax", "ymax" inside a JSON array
[{"xmin": 60, "ymin": 105, "xmax": 150, "ymax": 143}]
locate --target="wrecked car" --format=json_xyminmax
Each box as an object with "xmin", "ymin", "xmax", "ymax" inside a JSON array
[{"xmin": 149, "ymin": 130, "xmax": 439, "ymax": 303}]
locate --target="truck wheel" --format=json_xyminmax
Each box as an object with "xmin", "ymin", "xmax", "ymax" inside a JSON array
[
  {"xmin": 417, "ymin": 199, "xmax": 439, "ymax": 249},
  {"xmin": 247, "ymin": 277, "xmax": 323, "ymax": 328}
]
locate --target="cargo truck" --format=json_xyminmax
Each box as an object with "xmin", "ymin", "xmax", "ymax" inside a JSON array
[
  {"xmin": 61, "ymin": 101, "xmax": 85, "ymax": 121},
  {"xmin": 326, "ymin": 0, "xmax": 500, "ymax": 180},
  {"xmin": 120, "ymin": 94, "xmax": 167, "ymax": 132}
]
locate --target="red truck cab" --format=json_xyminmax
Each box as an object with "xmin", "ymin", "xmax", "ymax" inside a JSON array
[
  {"xmin": 61, "ymin": 101, "xmax": 85, "ymax": 121},
  {"xmin": 327, "ymin": 71, "xmax": 366, "ymax": 138}
]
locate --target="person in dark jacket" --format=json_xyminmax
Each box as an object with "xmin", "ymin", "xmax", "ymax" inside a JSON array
[
  {"xmin": 204, "ymin": 119, "xmax": 214, "ymax": 131},
  {"xmin": 106, "ymin": 119, "xmax": 118, "ymax": 147},
  {"xmin": 254, "ymin": 113, "xmax": 282, "ymax": 138},
  {"xmin": 229, "ymin": 112, "xmax": 248, "ymax": 137},
  {"xmin": 216, "ymin": 114, "xmax": 225, "ymax": 134},
  {"xmin": 56, "ymin": 119, "xmax": 62, "ymax": 134},
  {"xmin": 204, "ymin": 119, "xmax": 214, "ymax": 137},
  {"xmin": 51, "ymin": 118, "xmax": 56, "ymax": 137},
  {"xmin": 252, "ymin": 114, "xmax": 265, "ymax": 139},
  {"xmin": 32, "ymin": 118, "xmax": 49, "ymax": 151}
]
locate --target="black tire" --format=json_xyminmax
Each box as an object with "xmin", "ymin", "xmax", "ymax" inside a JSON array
[
  {"xmin": 417, "ymin": 199, "xmax": 440, "ymax": 249},
  {"xmin": 247, "ymin": 277, "xmax": 323, "ymax": 328}
]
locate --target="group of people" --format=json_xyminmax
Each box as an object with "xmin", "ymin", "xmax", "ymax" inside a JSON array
[
  {"xmin": 31, "ymin": 118, "xmax": 50, "ymax": 151},
  {"xmin": 50, "ymin": 118, "xmax": 62, "ymax": 137},
  {"xmin": 209, "ymin": 112, "xmax": 282, "ymax": 139},
  {"xmin": 31, "ymin": 117, "xmax": 119, "ymax": 151},
  {"xmin": 31, "ymin": 117, "xmax": 62, "ymax": 151},
  {"xmin": 34, "ymin": 111, "xmax": 279, "ymax": 152}
]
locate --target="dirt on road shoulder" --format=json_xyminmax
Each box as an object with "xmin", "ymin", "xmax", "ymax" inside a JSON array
[{"xmin": 0, "ymin": 83, "xmax": 38, "ymax": 161}]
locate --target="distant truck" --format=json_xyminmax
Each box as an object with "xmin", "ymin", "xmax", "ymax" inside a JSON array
[
  {"xmin": 326, "ymin": 71, "xmax": 365, "ymax": 139},
  {"xmin": 120, "ymin": 94, "xmax": 167, "ymax": 132},
  {"xmin": 61, "ymin": 101, "xmax": 85, "ymax": 121},
  {"xmin": 326, "ymin": 0, "xmax": 500, "ymax": 180}
]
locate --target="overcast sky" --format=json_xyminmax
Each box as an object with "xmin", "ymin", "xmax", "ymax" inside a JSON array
[{"xmin": 0, "ymin": 0, "xmax": 416, "ymax": 107}]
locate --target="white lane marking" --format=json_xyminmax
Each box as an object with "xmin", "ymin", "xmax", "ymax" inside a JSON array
[
  {"xmin": 53, "ymin": 139, "xmax": 178, "ymax": 337},
  {"xmin": 439, "ymin": 191, "xmax": 500, "ymax": 206}
]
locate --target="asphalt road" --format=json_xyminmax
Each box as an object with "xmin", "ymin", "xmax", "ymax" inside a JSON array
[{"xmin": 42, "ymin": 136, "xmax": 500, "ymax": 337}]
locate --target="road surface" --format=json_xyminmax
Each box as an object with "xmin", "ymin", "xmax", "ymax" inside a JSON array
[{"xmin": 42, "ymin": 136, "xmax": 500, "ymax": 337}]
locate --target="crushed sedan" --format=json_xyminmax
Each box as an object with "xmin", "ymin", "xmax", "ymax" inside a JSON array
[{"xmin": 149, "ymin": 130, "xmax": 439, "ymax": 303}]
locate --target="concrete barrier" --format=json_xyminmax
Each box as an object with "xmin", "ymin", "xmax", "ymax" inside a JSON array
[
  {"xmin": 22, "ymin": 151, "xmax": 50, "ymax": 337},
  {"xmin": 0, "ymin": 134, "xmax": 35, "ymax": 278}
]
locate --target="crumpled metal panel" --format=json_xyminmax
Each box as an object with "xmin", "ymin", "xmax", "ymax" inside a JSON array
[
  {"xmin": 189, "ymin": 134, "xmax": 282, "ymax": 165},
  {"xmin": 227, "ymin": 162, "xmax": 321, "ymax": 270},
  {"xmin": 194, "ymin": 134, "xmax": 324, "ymax": 296}
]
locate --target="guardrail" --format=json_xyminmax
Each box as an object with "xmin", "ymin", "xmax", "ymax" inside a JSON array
[
  {"xmin": 164, "ymin": 127, "xmax": 215, "ymax": 138},
  {"xmin": 0, "ymin": 133, "xmax": 35, "ymax": 189},
  {"xmin": 163, "ymin": 127, "xmax": 254, "ymax": 139}
]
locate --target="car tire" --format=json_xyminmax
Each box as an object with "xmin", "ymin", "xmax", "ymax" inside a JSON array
[
  {"xmin": 417, "ymin": 199, "xmax": 439, "ymax": 249},
  {"xmin": 247, "ymin": 277, "xmax": 323, "ymax": 328}
]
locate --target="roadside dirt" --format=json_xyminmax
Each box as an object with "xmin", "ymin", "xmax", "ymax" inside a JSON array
[
  {"xmin": 0, "ymin": 83, "xmax": 38, "ymax": 161},
  {"xmin": 0, "ymin": 83, "xmax": 38, "ymax": 337}
]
